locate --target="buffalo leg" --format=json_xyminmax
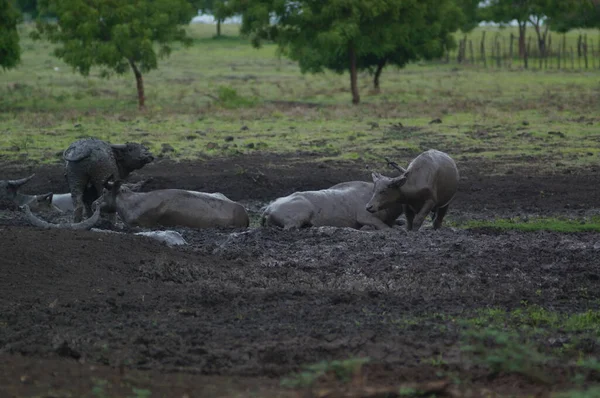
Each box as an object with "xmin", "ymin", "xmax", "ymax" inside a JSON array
[
  {"xmin": 411, "ymin": 199, "xmax": 436, "ymax": 231},
  {"xmin": 405, "ymin": 207, "xmax": 415, "ymax": 231},
  {"xmin": 433, "ymin": 205, "xmax": 449, "ymax": 230},
  {"xmin": 71, "ymin": 192, "xmax": 84, "ymax": 223},
  {"xmin": 359, "ymin": 214, "xmax": 391, "ymax": 230}
]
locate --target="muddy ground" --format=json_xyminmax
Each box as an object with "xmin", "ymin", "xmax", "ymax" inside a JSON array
[{"xmin": 1, "ymin": 154, "xmax": 600, "ymax": 397}]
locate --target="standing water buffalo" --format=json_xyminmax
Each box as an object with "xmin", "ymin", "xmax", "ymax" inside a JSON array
[
  {"xmin": 100, "ymin": 179, "xmax": 249, "ymax": 229},
  {"xmin": 366, "ymin": 149, "xmax": 459, "ymax": 231},
  {"xmin": 64, "ymin": 138, "xmax": 154, "ymax": 222},
  {"xmin": 261, "ymin": 181, "xmax": 405, "ymax": 230}
]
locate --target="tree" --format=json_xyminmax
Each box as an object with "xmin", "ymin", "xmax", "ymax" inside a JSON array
[
  {"xmin": 236, "ymin": 0, "xmax": 466, "ymax": 104},
  {"xmin": 480, "ymin": 0, "xmax": 582, "ymax": 57},
  {"xmin": 0, "ymin": 0, "xmax": 21, "ymax": 70},
  {"xmin": 15, "ymin": 0, "xmax": 39, "ymax": 19},
  {"xmin": 194, "ymin": 0, "xmax": 235, "ymax": 36},
  {"xmin": 34, "ymin": 0, "xmax": 195, "ymax": 109}
]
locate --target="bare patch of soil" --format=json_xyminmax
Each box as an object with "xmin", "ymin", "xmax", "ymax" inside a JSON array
[{"xmin": 1, "ymin": 154, "xmax": 600, "ymax": 396}]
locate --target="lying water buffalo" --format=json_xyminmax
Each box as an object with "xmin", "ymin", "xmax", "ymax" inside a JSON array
[
  {"xmin": 100, "ymin": 179, "xmax": 249, "ymax": 229},
  {"xmin": 23, "ymin": 197, "xmax": 102, "ymax": 230},
  {"xmin": 64, "ymin": 138, "xmax": 154, "ymax": 222},
  {"xmin": 0, "ymin": 174, "xmax": 57, "ymax": 211},
  {"xmin": 261, "ymin": 181, "xmax": 405, "ymax": 230},
  {"xmin": 366, "ymin": 149, "xmax": 459, "ymax": 231}
]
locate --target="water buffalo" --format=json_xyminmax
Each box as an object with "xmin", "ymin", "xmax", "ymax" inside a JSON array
[
  {"xmin": 100, "ymin": 179, "xmax": 249, "ymax": 229},
  {"xmin": 23, "ymin": 197, "xmax": 102, "ymax": 230},
  {"xmin": 261, "ymin": 181, "xmax": 405, "ymax": 230},
  {"xmin": 64, "ymin": 138, "xmax": 154, "ymax": 222},
  {"xmin": 49, "ymin": 179, "xmax": 152, "ymax": 213},
  {"xmin": 366, "ymin": 149, "xmax": 459, "ymax": 231},
  {"xmin": 0, "ymin": 174, "xmax": 58, "ymax": 212}
]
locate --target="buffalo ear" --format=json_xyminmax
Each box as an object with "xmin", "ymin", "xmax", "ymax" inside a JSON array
[{"xmin": 371, "ymin": 172, "xmax": 382, "ymax": 182}]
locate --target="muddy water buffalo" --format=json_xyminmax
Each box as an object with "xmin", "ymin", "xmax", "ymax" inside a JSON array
[
  {"xmin": 101, "ymin": 180, "xmax": 249, "ymax": 229},
  {"xmin": 49, "ymin": 179, "xmax": 152, "ymax": 213},
  {"xmin": 366, "ymin": 149, "xmax": 458, "ymax": 231},
  {"xmin": 64, "ymin": 138, "xmax": 154, "ymax": 222},
  {"xmin": 261, "ymin": 181, "xmax": 405, "ymax": 230},
  {"xmin": 0, "ymin": 174, "xmax": 58, "ymax": 211}
]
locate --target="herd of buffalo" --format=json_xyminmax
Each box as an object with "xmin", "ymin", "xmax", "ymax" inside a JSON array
[{"xmin": 1, "ymin": 138, "xmax": 460, "ymax": 233}]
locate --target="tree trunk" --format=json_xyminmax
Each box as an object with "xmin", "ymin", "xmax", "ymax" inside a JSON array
[
  {"xmin": 518, "ymin": 21, "xmax": 527, "ymax": 58},
  {"xmin": 373, "ymin": 59, "xmax": 386, "ymax": 93},
  {"xmin": 349, "ymin": 46, "xmax": 360, "ymax": 104},
  {"xmin": 129, "ymin": 60, "xmax": 145, "ymax": 109},
  {"xmin": 217, "ymin": 19, "xmax": 221, "ymax": 37},
  {"xmin": 531, "ymin": 18, "xmax": 549, "ymax": 56}
]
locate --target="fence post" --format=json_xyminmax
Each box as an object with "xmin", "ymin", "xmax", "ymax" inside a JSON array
[
  {"xmin": 557, "ymin": 40, "xmax": 561, "ymax": 69},
  {"xmin": 509, "ymin": 33, "xmax": 514, "ymax": 68},
  {"xmin": 591, "ymin": 42, "xmax": 596, "ymax": 69},
  {"xmin": 469, "ymin": 40, "xmax": 475, "ymax": 64},
  {"xmin": 584, "ymin": 34, "xmax": 589, "ymax": 69},
  {"xmin": 571, "ymin": 46, "xmax": 575, "ymax": 69},
  {"xmin": 577, "ymin": 35, "xmax": 582, "ymax": 69},
  {"xmin": 497, "ymin": 41, "xmax": 501, "ymax": 68},
  {"xmin": 525, "ymin": 36, "xmax": 532, "ymax": 69},
  {"xmin": 524, "ymin": 36, "xmax": 529, "ymax": 69},
  {"xmin": 480, "ymin": 31, "xmax": 487, "ymax": 67},
  {"xmin": 547, "ymin": 34, "xmax": 552, "ymax": 69}
]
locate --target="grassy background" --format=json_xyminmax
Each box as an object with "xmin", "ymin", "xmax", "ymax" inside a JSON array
[{"xmin": 0, "ymin": 23, "xmax": 599, "ymax": 171}]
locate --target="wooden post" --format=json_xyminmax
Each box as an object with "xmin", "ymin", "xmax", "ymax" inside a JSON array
[
  {"xmin": 469, "ymin": 40, "xmax": 475, "ymax": 64},
  {"xmin": 509, "ymin": 33, "xmax": 514, "ymax": 68},
  {"xmin": 591, "ymin": 42, "xmax": 596, "ymax": 69},
  {"xmin": 497, "ymin": 40, "xmax": 501, "ymax": 68},
  {"xmin": 547, "ymin": 34, "xmax": 552, "ymax": 69},
  {"xmin": 523, "ymin": 37, "xmax": 531, "ymax": 69},
  {"xmin": 577, "ymin": 35, "xmax": 582, "ymax": 69},
  {"xmin": 480, "ymin": 31, "xmax": 487, "ymax": 67},
  {"xmin": 584, "ymin": 34, "xmax": 589, "ymax": 69},
  {"xmin": 557, "ymin": 40, "xmax": 561, "ymax": 69},
  {"xmin": 571, "ymin": 46, "xmax": 575, "ymax": 69}
]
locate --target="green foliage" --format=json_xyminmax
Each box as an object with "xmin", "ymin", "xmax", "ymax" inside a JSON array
[
  {"xmin": 461, "ymin": 328, "xmax": 549, "ymax": 382},
  {"xmin": 458, "ymin": 217, "xmax": 600, "ymax": 233},
  {"xmin": 34, "ymin": 0, "xmax": 194, "ymax": 76},
  {"xmin": 280, "ymin": 357, "xmax": 370, "ymax": 388},
  {"xmin": 236, "ymin": 0, "xmax": 467, "ymax": 102},
  {"xmin": 33, "ymin": 0, "xmax": 195, "ymax": 107},
  {"xmin": 15, "ymin": 0, "xmax": 39, "ymax": 19},
  {"xmin": 0, "ymin": 0, "xmax": 21, "ymax": 70}
]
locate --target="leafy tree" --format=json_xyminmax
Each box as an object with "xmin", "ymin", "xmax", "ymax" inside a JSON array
[
  {"xmin": 0, "ymin": 0, "xmax": 21, "ymax": 70},
  {"xmin": 549, "ymin": 0, "xmax": 599, "ymax": 32},
  {"xmin": 480, "ymin": 0, "xmax": 582, "ymax": 57},
  {"xmin": 15, "ymin": 0, "xmax": 39, "ymax": 19},
  {"xmin": 236, "ymin": 0, "xmax": 466, "ymax": 104},
  {"xmin": 34, "ymin": 0, "xmax": 195, "ymax": 109},
  {"xmin": 194, "ymin": 0, "xmax": 236, "ymax": 36}
]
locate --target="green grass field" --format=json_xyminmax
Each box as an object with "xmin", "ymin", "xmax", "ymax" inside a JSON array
[{"xmin": 1, "ymin": 23, "xmax": 599, "ymax": 170}]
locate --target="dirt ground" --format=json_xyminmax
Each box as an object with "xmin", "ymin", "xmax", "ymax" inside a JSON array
[{"xmin": 1, "ymin": 153, "xmax": 600, "ymax": 397}]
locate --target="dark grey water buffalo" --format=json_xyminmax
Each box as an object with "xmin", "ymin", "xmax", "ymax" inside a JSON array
[
  {"xmin": 261, "ymin": 181, "xmax": 405, "ymax": 230},
  {"xmin": 64, "ymin": 138, "xmax": 154, "ymax": 222},
  {"xmin": 366, "ymin": 149, "xmax": 459, "ymax": 231},
  {"xmin": 101, "ymin": 180, "xmax": 249, "ymax": 229},
  {"xmin": 49, "ymin": 179, "xmax": 152, "ymax": 213},
  {"xmin": 0, "ymin": 174, "xmax": 57, "ymax": 211}
]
